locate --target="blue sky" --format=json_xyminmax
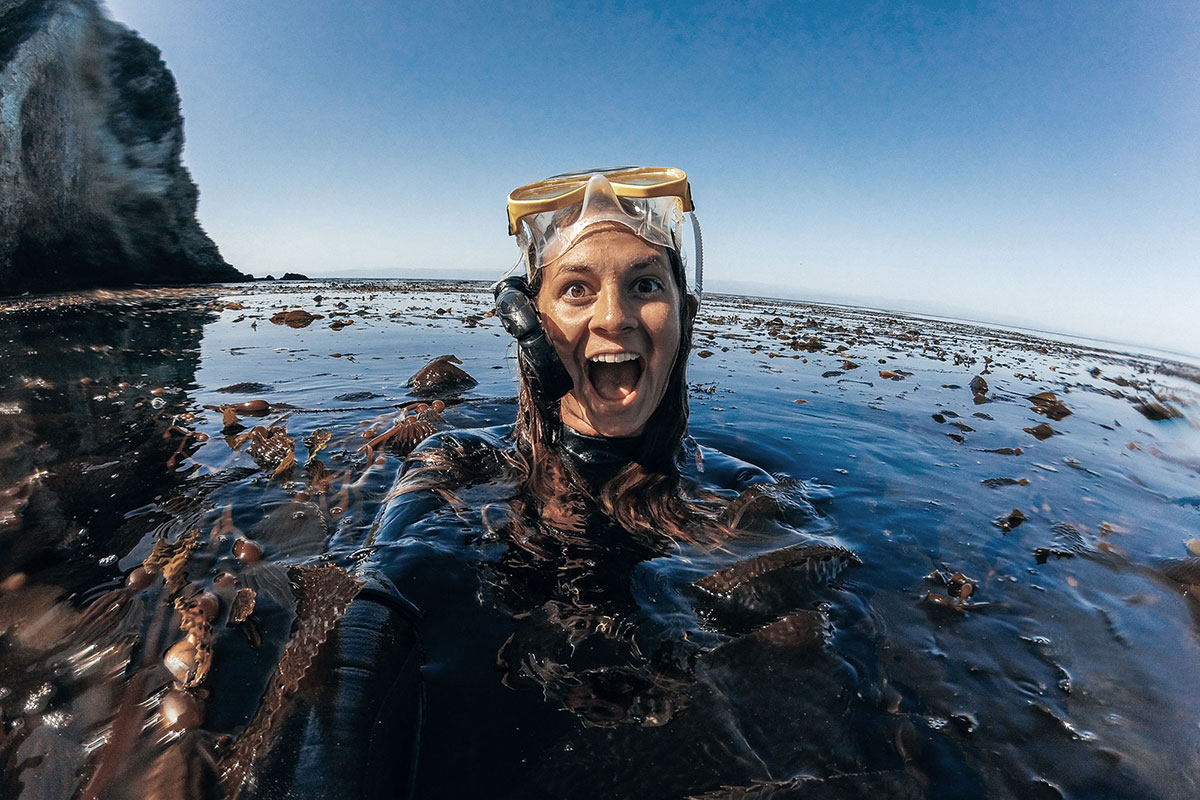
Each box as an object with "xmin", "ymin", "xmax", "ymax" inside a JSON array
[{"xmin": 101, "ymin": 1, "xmax": 1199, "ymax": 357}]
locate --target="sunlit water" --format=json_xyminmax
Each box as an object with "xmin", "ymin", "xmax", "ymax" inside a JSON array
[{"xmin": 1, "ymin": 280, "xmax": 1198, "ymax": 799}]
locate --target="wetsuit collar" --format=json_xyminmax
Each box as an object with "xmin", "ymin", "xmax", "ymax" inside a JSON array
[{"xmin": 559, "ymin": 425, "xmax": 643, "ymax": 486}]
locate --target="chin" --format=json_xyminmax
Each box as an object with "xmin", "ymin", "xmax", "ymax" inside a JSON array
[{"xmin": 562, "ymin": 396, "xmax": 652, "ymax": 439}]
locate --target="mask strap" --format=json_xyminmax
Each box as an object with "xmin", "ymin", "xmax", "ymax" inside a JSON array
[
  {"xmin": 690, "ymin": 213, "xmax": 704, "ymax": 299},
  {"xmin": 499, "ymin": 253, "xmax": 523, "ymax": 282}
]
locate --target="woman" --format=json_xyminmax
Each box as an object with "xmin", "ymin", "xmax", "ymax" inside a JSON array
[
  {"xmin": 250, "ymin": 169, "xmax": 864, "ymax": 800},
  {"xmin": 394, "ymin": 166, "xmax": 770, "ymax": 548}
]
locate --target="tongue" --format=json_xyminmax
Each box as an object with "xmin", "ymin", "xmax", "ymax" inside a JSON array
[{"xmin": 590, "ymin": 360, "xmax": 640, "ymax": 401}]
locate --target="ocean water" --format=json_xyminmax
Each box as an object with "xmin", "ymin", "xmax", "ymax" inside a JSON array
[{"xmin": 1, "ymin": 280, "xmax": 1198, "ymax": 799}]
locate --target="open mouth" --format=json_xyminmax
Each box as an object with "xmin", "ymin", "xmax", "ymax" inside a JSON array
[{"xmin": 587, "ymin": 352, "xmax": 643, "ymax": 402}]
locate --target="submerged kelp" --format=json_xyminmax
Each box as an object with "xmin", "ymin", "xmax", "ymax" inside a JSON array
[{"xmin": 0, "ymin": 280, "xmax": 1197, "ymax": 799}]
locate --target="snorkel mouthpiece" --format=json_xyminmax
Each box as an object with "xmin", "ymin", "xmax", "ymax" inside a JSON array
[{"xmin": 493, "ymin": 277, "xmax": 573, "ymax": 402}]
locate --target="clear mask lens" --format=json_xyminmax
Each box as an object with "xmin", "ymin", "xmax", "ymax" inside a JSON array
[{"xmin": 515, "ymin": 174, "xmax": 702, "ymax": 298}]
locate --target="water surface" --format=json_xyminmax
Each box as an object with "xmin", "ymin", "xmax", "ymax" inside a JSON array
[{"xmin": 1, "ymin": 280, "xmax": 1197, "ymax": 799}]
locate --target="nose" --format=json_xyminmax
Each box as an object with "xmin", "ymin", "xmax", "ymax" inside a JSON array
[{"xmin": 590, "ymin": 282, "xmax": 636, "ymax": 334}]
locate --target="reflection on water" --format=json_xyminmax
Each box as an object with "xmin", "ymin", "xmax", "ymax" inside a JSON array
[{"xmin": 0, "ymin": 281, "xmax": 1197, "ymax": 799}]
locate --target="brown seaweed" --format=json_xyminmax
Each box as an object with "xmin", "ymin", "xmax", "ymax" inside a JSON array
[
  {"xmin": 1155, "ymin": 557, "xmax": 1200, "ymax": 591},
  {"xmin": 360, "ymin": 401, "xmax": 445, "ymax": 459},
  {"xmin": 143, "ymin": 529, "xmax": 200, "ymax": 596},
  {"xmin": 716, "ymin": 479, "xmax": 817, "ymax": 531},
  {"xmin": 232, "ymin": 424, "xmax": 296, "ymax": 478},
  {"xmin": 745, "ymin": 609, "xmax": 831, "ymax": 648},
  {"xmin": 1134, "ymin": 400, "xmax": 1183, "ymax": 421},
  {"xmin": 695, "ymin": 544, "xmax": 860, "ymax": 596},
  {"xmin": 687, "ymin": 769, "xmax": 924, "ymax": 799},
  {"xmin": 407, "ymin": 354, "xmax": 477, "ymax": 397},
  {"xmin": 1023, "ymin": 422, "xmax": 1056, "ymax": 440},
  {"xmin": 269, "ymin": 309, "xmax": 323, "ymax": 328},
  {"xmin": 228, "ymin": 588, "xmax": 256, "ymax": 625},
  {"xmin": 995, "ymin": 508, "xmax": 1026, "ymax": 532},
  {"xmin": 218, "ymin": 565, "xmax": 363, "ymax": 798},
  {"xmin": 1028, "ymin": 391, "xmax": 1072, "ymax": 421}
]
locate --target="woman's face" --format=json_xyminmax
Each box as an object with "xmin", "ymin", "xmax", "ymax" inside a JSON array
[{"xmin": 536, "ymin": 225, "xmax": 683, "ymax": 438}]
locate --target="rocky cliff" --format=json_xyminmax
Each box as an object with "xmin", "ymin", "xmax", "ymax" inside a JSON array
[{"xmin": 0, "ymin": 0, "xmax": 246, "ymax": 295}]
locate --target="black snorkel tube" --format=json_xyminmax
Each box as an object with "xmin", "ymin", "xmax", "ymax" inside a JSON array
[{"xmin": 493, "ymin": 276, "xmax": 573, "ymax": 402}]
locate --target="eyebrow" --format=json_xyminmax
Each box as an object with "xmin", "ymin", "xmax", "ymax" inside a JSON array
[{"xmin": 553, "ymin": 257, "xmax": 667, "ymax": 275}]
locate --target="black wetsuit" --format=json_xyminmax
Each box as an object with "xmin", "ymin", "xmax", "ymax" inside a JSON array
[{"xmin": 248, "ymin": 426, "xmax": 928, "ymax": 800}]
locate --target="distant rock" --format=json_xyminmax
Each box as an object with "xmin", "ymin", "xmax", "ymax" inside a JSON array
[
  {"xmin": 280, "ymin": 272, "xmax": 310, "ymax": 280},
  {"xmin": 0, "ymin": 0, "xmax": 247, "ymax": 295}
]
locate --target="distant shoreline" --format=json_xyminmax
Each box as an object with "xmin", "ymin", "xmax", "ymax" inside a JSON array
[{"xmin": 251, "ymin": 273, "xmax": 1200, "ymax": 367}]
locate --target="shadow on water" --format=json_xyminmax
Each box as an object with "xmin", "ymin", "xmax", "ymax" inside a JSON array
[
  {"xmin": 0, "ymin": 281, "xmax": 1197, "ymax": 799},
  {"xmin": 0, "ymin": 290, "xmax": 213, "ymax": 581}
]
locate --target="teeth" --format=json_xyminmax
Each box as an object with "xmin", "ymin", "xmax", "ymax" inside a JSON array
[{"xmin": 589, "ymin": 353, "xmax": 639, "ymax": 364}]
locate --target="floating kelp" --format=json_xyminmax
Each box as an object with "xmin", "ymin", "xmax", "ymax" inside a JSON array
[
  {"xmin": 690, "ymin": 543, "xmax": 861, "ymax": 635},
  {"xmin": 1023, "ymin": 422, "xmax": 1056, "ymax": 440},
  {"xmin": 695, "ymin": 544, "xmax": 860, "ymax": 597},
  {"xmin": 715, "ymin": 479, "xmax": 821, "ymax": 531},
  {"xmin": 688, "ymin": 769, "xmax": 925, "ymax": 799},
  {"xmin": 1028, "ymin": 391, "xmax": 1072, "ymax": 421},
  {"xmin": 228, "ymin": 587, "xmax": 256, "ymax": 625},
  {"xmin": 742, "ymin": 608, "xmax": 832, "ymax": 648},
  {"xmin": 924, "ymin": 568, "xmax": 982, "ymax": 612},
  {"xmin": 143, "ymin": 528, "xmax": 201, "ymax": 595},
  {"xmin": 216, "ymin": 383, "xmax": 272, "ymax": 394},
  {"xmin": 210, "ymin": 399, "xmax": 272, "ymax": 416},
  {"xmin": 303, "ymin": 429, "xmax": 332, "ymax": 465},
  {"xmin": 361, "ymin": 400, "xmax": 445, "ymax": 458},
  {"xmin": 231, "ymin": 422, "xmax": 296, "ymax": 478},
  {"xmin": 218, "ymin": 565, "xmax": 363, "ymax": 798},
  {"xmin": 994, "ymin": 508, "xmax": 1026, "ymax": 532},
  {"xmin": 1155, "ymin": 557, "xmax": 1200, "ymax": 594},
  {"xmin": 981, "ymin": 476, "xmax": 1028, "ymax": 488},
  {"xmin": 269, "ymin": 310, "xmax": 322, "ymax": 328},
  {"xmin": 1134, "ymin": 399, "xmax": 1183, "ymax": 421},
  {"xmin": 407, "ymin": 354, "xmax": 477, "ymax": 397}
]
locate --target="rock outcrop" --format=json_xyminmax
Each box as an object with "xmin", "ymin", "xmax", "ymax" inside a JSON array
[{"xmin": 0, "ymin": 0, "xmax": 247, "ymax": 295}]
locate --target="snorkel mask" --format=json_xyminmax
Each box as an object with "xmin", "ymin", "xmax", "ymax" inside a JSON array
[
  {"xmin": 495, "ymin": 167, "xmax": 703, "ymax": 403},
  {"xmin": 507, "ymin": 166, "xmax": 703, "ymax": 297}
]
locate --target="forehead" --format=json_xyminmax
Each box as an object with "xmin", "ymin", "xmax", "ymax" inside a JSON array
[{"xmin": 543, "ymin": 228, "xmax": 670, "ymax": 277}]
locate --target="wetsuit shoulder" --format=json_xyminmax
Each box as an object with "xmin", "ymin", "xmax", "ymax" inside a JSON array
[
  {"xmin": 376, "ymin": 424, "xmax": 514, "ymax": 535},
  {"xmin": 406, "ymin": 423, "xmax": 515, "ymax": 470}
]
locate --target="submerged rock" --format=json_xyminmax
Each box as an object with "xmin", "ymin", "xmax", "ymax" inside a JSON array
[{"xmin": 0, "ymin": 0, "xmax": 247, "ymax": 295}]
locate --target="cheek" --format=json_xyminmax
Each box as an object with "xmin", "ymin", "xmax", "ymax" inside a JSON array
[
  {"xmin": 536, "ymin": 301, "xmax": 583, "ymax": 358},
  {"xmin": 646, "ymin": 305, "xmax": 682, "ymax": 358}
]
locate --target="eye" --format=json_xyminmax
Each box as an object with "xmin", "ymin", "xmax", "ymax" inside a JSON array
[
  {"xmin": 632, "ymin": 276, "xmax": 664, "ymax": 294},
  {"xmin": 563, "ymin": 281, "xmax": 591, "ymax": 299}
]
